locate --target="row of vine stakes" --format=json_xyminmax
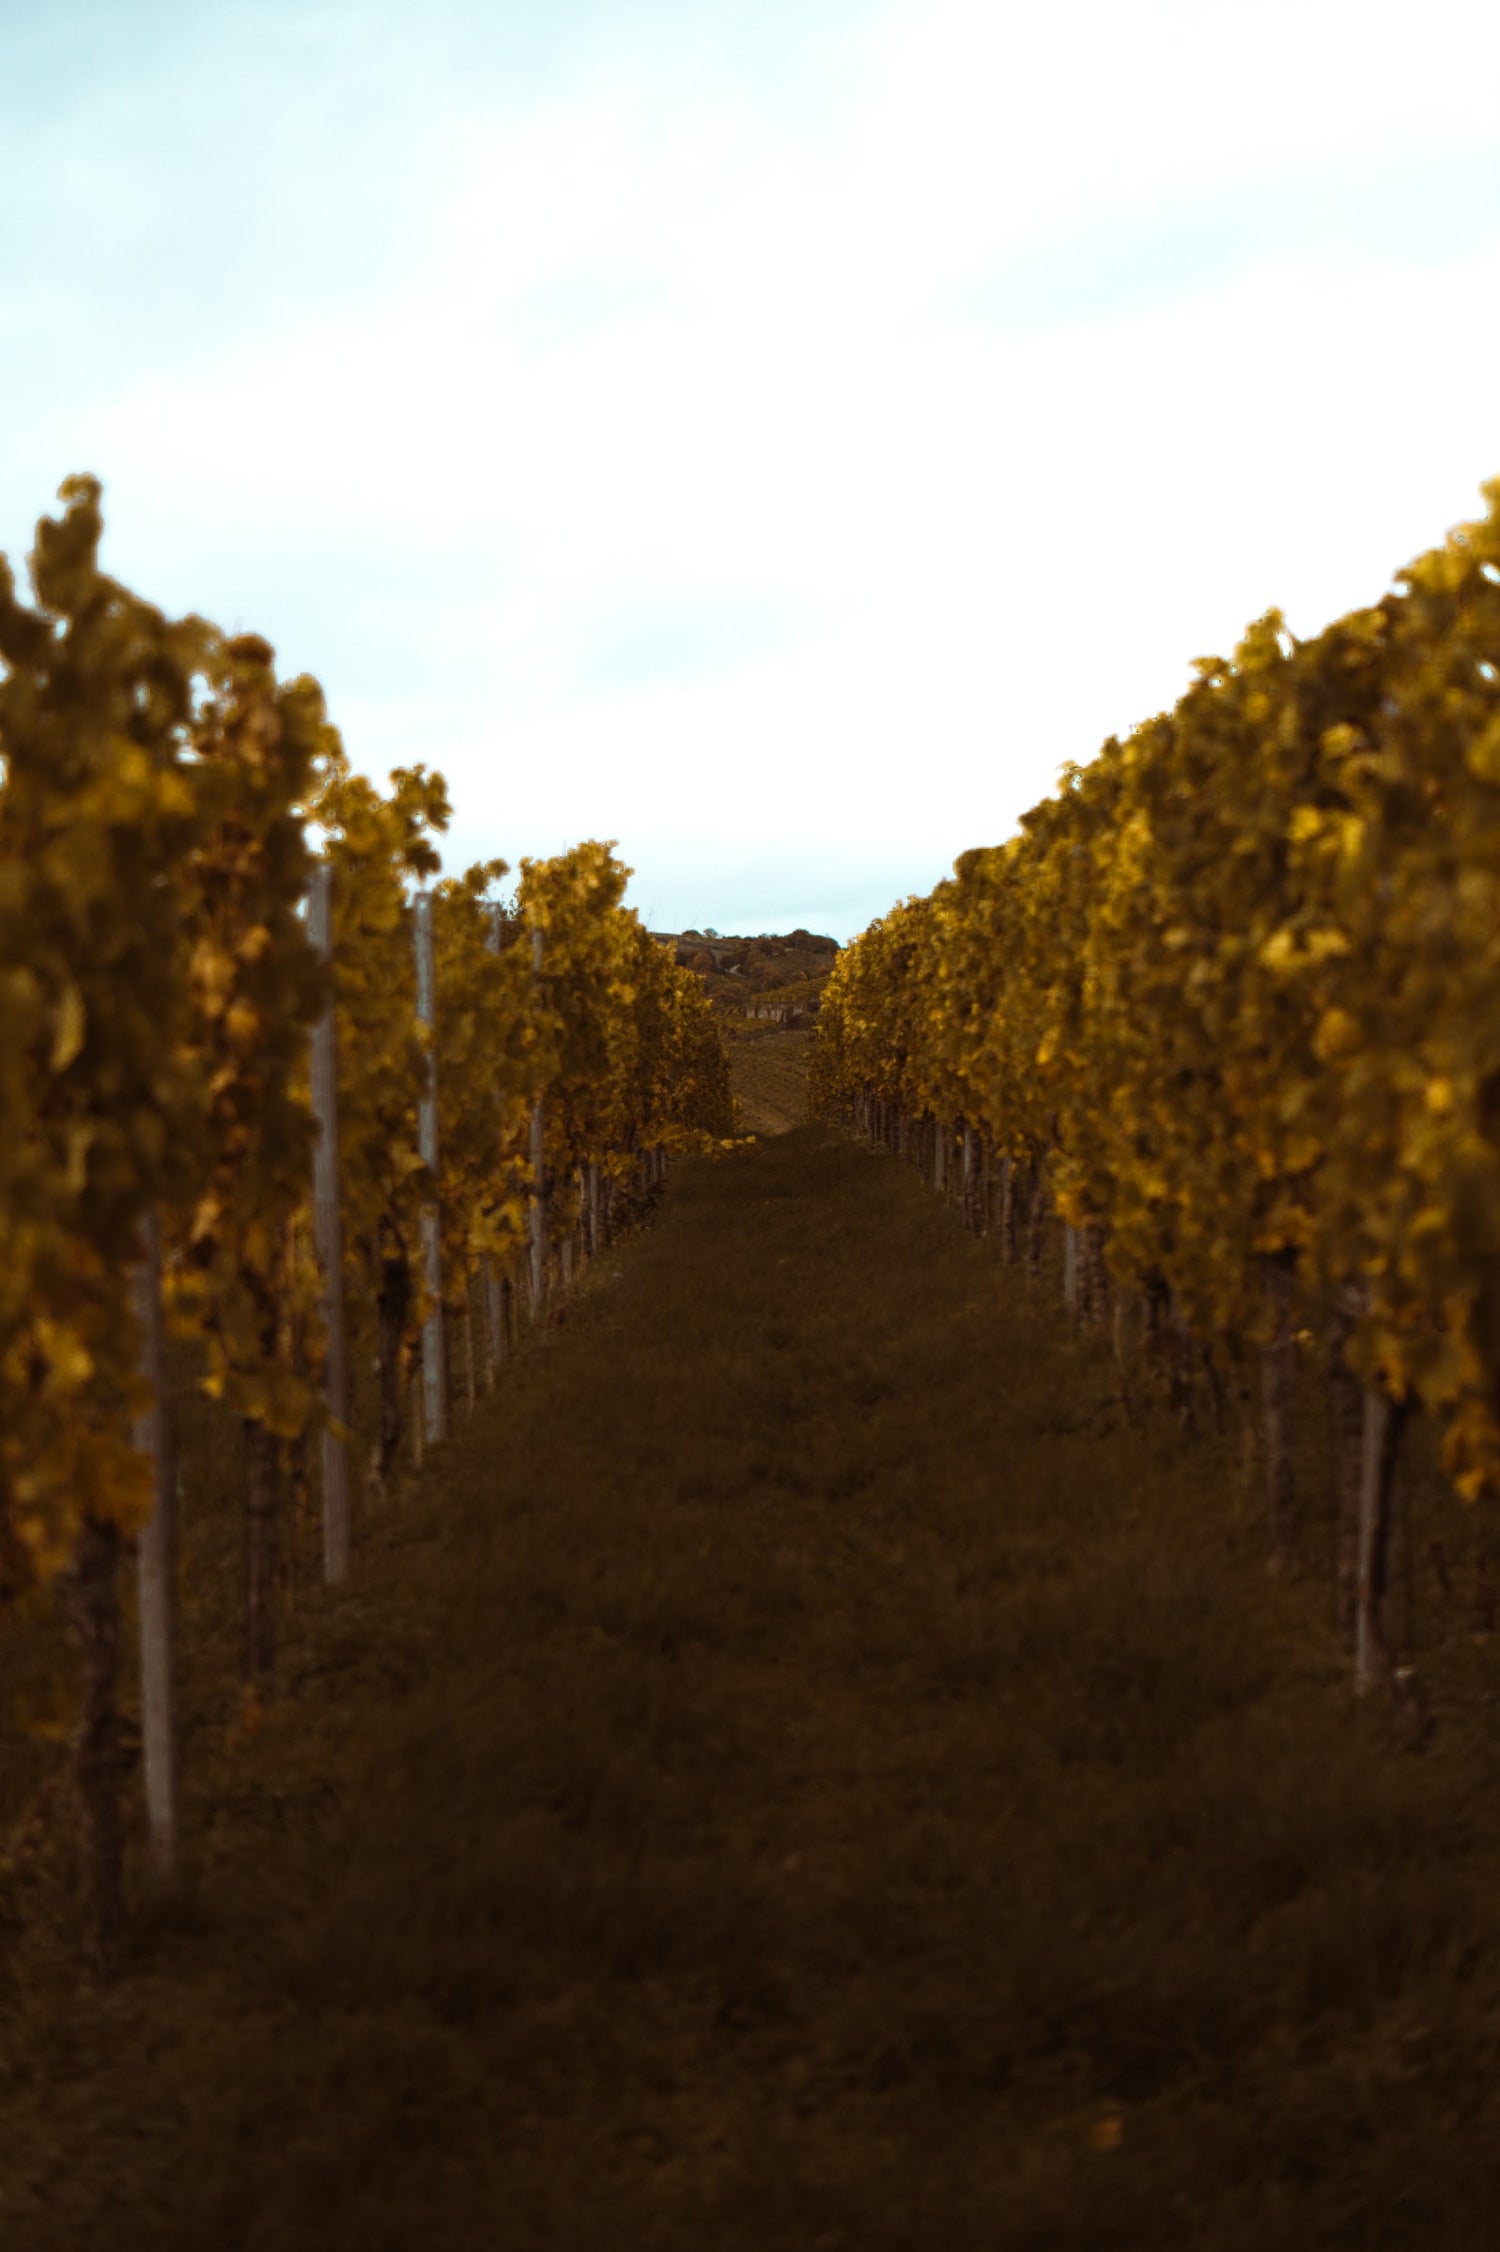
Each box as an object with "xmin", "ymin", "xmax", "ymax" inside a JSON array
[
  {"xmin": 811, "ymin": 474, "xmax": 1500, "ymax": 1712},
  {"xmin": 128, "ymin": 869, "xmax": 550, "ymax": 1892},
  {"xmin": 0, "ymin": 474, "xmax": 736, "ymax": 1983}
]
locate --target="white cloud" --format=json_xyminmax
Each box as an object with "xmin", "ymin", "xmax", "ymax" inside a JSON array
[{"xmin": 4, "ymin": 0, "xmax": 1500, "ymax": 939}]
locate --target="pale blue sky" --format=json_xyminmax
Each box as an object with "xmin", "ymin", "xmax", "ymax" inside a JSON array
[{"xmin": 4, "ymin": 0, "xmax": 1499, "ymax": 937}]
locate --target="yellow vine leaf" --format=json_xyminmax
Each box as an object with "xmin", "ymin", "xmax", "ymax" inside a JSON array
[{"xmin": 50, "ymin": 982, "xmax": 87, "ymax": 1073}]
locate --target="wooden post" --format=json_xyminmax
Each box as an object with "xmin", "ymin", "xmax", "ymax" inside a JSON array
[
  {"xmin": 529, "ymin": 927, "xmax": 547, "ymax": 1317},
  {"xmin": 934, "ymin": 1120, "xmax": 947, "ymax": 1195},
  {"xmin": 1063, "ymin": 1223, "xmax": 1078, "ymax": 1313},
  {"xmin": 481, "ymin": 906, "xmax": 506, "ymax": 1382},
  {"xmin": 132, "ymin": 1208, "xmax": 178, "ymax": 1880},
  {"xmin": 1024, "ymin": 1163, "xmax": 1046, "ymax": 1279},
  {"xmin": 1168, "ymin": 1289, "xmax": 1198, "ymax": 1438},
  {"xmin": 67, "ymin": 1513, "xmax": 123, "ymax": 1983},
  {"xmin": 1330, "ymin": 1291, "xmax": 1365, "ymax": 1636},
  {"xmin": 413, "ymin": 892, "xmax": 448, "ymax": 1447},
  {"xmin": 1356, "ymin": 1385, "xmax": 1407, "ymax": 1693},
  {"xmin": 484, "ymin": 1267, "xmax": 504, "ymax": 1384},
  {"xmin": 1261, "ymin": 1256, "xmax": 1297, "ymax": 1575},
  {"xmin": 242, "ymin": 1416, "xmax": 279, "ymax": 1681},
  {"xmin": 1112, "ymin": 1288, "xmax": 1137, "ymax": 1424},
  {"xmin": 307, "ymin": 862, "xmax": 351, "ymax": 1583},
  {"xmin": 1081, "ymin": 1227, "xmax": 1109, "ymax": 1331}
]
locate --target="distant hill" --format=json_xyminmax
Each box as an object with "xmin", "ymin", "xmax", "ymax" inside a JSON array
[{"xmin": 650, "ymin": 928, "xmax": 840, "ymax": 1024}]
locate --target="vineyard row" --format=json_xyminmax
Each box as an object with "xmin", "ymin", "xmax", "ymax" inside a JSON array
[
  {"xmin": 0, "ymin": 475, "xmax": 735, "ymax": 1978},
  {"xmin": 810, "ymin": 474, "xmax": 1500, "ymax": 1701}
]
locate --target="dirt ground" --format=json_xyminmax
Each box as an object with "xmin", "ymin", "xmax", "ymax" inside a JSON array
[{"xmin": 5, "ymin": 1121, "xmax": 1500, "ymax": 2249}]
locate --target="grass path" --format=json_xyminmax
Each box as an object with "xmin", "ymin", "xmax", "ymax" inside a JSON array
[{"xmin": 5, "ymin": 1127, "xmax": 1500, "ymax": 2248}]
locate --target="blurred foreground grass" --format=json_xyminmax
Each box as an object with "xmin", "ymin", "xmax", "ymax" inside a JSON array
[{"xmin": 3, "ymin": 1123, "xmax": 1500, "ymax": 2248}]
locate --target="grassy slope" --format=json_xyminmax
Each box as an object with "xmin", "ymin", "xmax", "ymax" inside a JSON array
[
  {"xmin": 726, "ymin": 1023, "xmax": 811, "ymax": 1137},
  {"xmin": 678, "ymin": 935, "xmax": 837, "ymax": 1016},
  {"xmin": 4, "ymin": 1124, "xmax": 1500, "ymax": 2247}
]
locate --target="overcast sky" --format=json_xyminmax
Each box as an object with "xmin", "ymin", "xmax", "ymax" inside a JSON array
[{"xmin": 4, "ymin": 0, "xmax": 1498, "ymax": 938}]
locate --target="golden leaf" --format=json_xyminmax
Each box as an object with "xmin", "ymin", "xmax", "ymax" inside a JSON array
[
  {"xmin": 1313, "ymin": 1008, "xmax": 1359, "ymax": 1063},
  {"xmin": 224, "ymin": 999, "xmax": 261, "ymax": 1051},
  {"xmin": 50, "ymin": 982, "xmax": 87, "ymax": 1073},
  {"xmin": 1466, "ymin": 717, "xmax": 1500, "ymax": 787},
  {"xmin": 235, "ymin": 923, "xmax": 274, "ymax": 965}
]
